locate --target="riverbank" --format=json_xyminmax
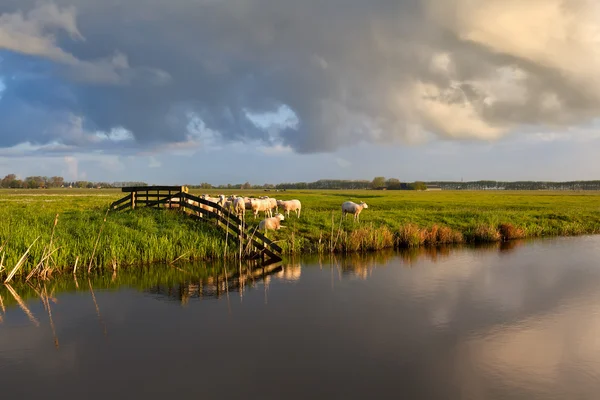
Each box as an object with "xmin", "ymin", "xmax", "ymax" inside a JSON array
[{"xmin": 1, "ymin": 189, "xmax": 600, "ymax": 279}]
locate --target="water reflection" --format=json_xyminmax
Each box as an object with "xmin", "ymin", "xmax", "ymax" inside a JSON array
[
  {"xmin": 2, "ymin": 237, "xmax": 600, "ymax": 399},
  {"xmin": 0, "ymin": 240, "xmax": 532, "ymax": 310}
]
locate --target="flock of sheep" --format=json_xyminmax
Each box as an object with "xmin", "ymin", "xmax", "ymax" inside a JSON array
[{"xmin": 180, "ymin": 194, "xmax": 369, "ymax": 231}]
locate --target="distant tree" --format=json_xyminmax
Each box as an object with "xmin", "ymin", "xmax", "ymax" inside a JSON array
[
  {"xmin": 371, "ymin": 176, "xmax": 386, "ymax": 189},
  {"xmin": 199, "ymin": 182, "xmax": 212, "ymax": 189},
  {"xmin": 49, "ymin": 176, "xmax": 64, "ymax": 188},
  {"xmin": 24, "ymin": 176, "xmax": 45, "ymax": 189},
  {"xmin": 411, "ymin": 181, "xmax": 427, "ymax": 191},
  {"xmin": 1, "ymin": 174, "xmax": 17, "ymax": 188},
  {"xmin": 241, "ymin": 182, "xmax": 252, "ymax": 190},
  {"xmin": 386, "ymin": 178, "xmax": 401, "ymax": 190}
]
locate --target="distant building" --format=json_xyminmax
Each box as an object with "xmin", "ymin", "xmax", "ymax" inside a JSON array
[{"xmin": 426, "ymin": 185, "xmax": 442, "ymax": 191}]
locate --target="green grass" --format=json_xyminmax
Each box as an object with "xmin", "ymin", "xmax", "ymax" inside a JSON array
[{"xmin": 1, "ymin": 188, "xmax": 600, "ymax": 278}]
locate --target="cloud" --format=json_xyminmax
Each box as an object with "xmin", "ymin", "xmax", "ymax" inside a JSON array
[{"xmin": 1, "ymin": 0, "xmax": 600, "ymax": 156}]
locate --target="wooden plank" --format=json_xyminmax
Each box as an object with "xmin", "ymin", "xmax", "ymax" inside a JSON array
[
  {"xmin": 111, "ymin": 195, "xmax": 131, "ymax": 208},
  {"xmin": 121, "ymin": 185, "xmax": 185, "ymax": 193},
  {"xmin": 182, "ymin": 193, "xmax": 243, "ymax": 225},
  {"xmin": 114, "ymin": 202, "xmax": 132, "ymax": 212},
  {"xmin": 253, "ymin": 230, "xmax": 283, "ymax": 253},
  {"xmin": 179, "ymin": 202, "xmax": 213, "ymax": 218}
]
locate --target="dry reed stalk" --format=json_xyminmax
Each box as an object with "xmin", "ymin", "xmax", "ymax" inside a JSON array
[
  {"xmin": 0, "ymin": 293, "xmax": 5, "ymax": 313},
  {"xmin": 26, "ymin": 247, "xmax": 60, "ymax": 282},
  {"xmin": 0, "ymin": 251, "xmax": 5, "ymax": 274},
  {"xmin": 332, "ymin": 213, "xmax": 344, "ymax": 252},
  {"xmin": 224, "ymin": 212, "xmax": 230, "ymax": 259},
  {"xmin": 26, "ymin": 245, "xmax": 47, "ymax": 281},
  {"xmin": 46, "ymin": 214, "xmax": 59, "ymax": 268},
  {"xmin": 4, "ymin": 236, "xmax": 40, "ymax": 284},
  {"xmin": 170, "ymin": 251, "xmax": 191, "ymax": 265},
  {"xmin": 88, "ymin": 208, "xmax": 110, "ymax": 274},
  {"xmin": 4, "ymin": 284, "xmax": 40, "ymax": 326},
  {"xmin": 73, "ymin": 256, "xmax": 79, "ymax": 275},
  {"xmin": 0, "ymin": 239, "xmax": 8, "ymax": 255},
  {"xmin": 330, "ymin": 212, "xmax": 334, "ymax": 252},
  {"xmin": 243, "ymin": 226, "xmax": 259, "ymax": 256}
]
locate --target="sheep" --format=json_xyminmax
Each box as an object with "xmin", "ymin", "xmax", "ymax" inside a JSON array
[
  {"xmin": 233, "ymin": 197, "xmax": 246, "ymax": 220},
  {"xmin": 259, "ymin": 196, "xmax": 278, "ymax": 213},
  {"xmin": 268, "ymin": 197, "xmax": 278, "ymax": 214},
  {"xmin": 258, "ymin": 213, "xmax": 285, "ymax": 231},
  {"xmin": 201, "ymin": 194, "xmax": 225, "ymax": 207},
  {"xmin": 341, "ymin": 201, "xmax": 368, "ymax": 222},
  {"xmin": 250, "ymin": 198, "xmax": 272, "ymax": 219},
  {"xmin": 276, "ymin": 199, "xmax": 302, "ymax": 218}
]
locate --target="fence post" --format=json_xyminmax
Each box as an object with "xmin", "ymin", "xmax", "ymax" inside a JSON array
[{"xmin": 131, "ymin": 191, "xmax": 136, "ymax": 210}]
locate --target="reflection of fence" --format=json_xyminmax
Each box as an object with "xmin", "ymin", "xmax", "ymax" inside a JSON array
[
  {"xmin": 147, "ymin": 260, "xmax": 284, "ymax": 303},
  {"xmin": 110, "ymin": 186, "xmax": 282, "ymax": 262}
]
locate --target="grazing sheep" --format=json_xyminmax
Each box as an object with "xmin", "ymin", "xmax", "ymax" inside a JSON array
[
  {"xmin": 268, "ymin": 197, "xmax": 278, "ymax": 214},
  {"xmin": 250, "ymin": 198, "xmax": 272, "ymax": 219},
  {"xmin": 341, "ymin": 201, "xmax": 368, "ymax": 222},
  {"xmin": 233, "ymin": 197, "xmax": 246, "ymax": 220},
  {"xmin": 259, "ymin": 213, "xmax": 285, "ymax": 231},
  {"xmin": 276, "ymin": 199, "xmax": 302, "ymax": 218}
]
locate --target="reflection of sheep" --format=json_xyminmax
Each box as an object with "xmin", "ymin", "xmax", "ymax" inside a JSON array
[
  {"xmin": 276, "ymin": 200, "xmax": 302, "ymax": 218},
  {"xmin": 341, "ymin": 201, "xmax": 368, "ymax": 222},
  {"xmin": 278, "ymin": 264, "xmax": 302, "ymax": 281},
  {"xmin": 258, "ymin": 213, "xmax": 285, "ymax": 231}
]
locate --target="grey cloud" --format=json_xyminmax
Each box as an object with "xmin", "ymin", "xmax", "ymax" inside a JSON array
[{"xmin": 0, "ymin": 0, "xmax": 599, "ymax": 154}]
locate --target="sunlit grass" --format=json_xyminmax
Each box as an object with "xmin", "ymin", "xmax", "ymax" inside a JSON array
[{"xmin": 1, "ymin": 188, "xmax": 599, "ymax": 277}]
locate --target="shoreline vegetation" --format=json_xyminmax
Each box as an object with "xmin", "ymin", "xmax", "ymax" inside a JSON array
[{"xmin": 1, "ymin": 188, "xmax": 600, "ymax": 281}]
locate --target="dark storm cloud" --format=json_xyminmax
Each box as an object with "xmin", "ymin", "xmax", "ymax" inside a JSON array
[{"xmin": 1, "ymin": 0, "xmax": 600, "ymax": 154}]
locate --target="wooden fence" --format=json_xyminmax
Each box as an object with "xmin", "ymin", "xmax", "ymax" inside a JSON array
[{"xmin": 110, "ymin": 186, "xmax": 283, "ymax": 262}]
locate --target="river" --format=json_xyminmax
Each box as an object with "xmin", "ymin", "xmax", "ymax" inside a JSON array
[{"xmin": 1, "ymin": 236, "xmax": 600, "ymax": 399}]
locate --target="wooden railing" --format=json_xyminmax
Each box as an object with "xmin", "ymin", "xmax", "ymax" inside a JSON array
[{"xmin": 110, "ymin": 186, "xmax": 283, "ymax": 262}]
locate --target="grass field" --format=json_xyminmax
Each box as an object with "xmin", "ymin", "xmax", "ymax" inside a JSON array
[{"xmin": 1, "ymin": 188, "xmax": 599, "ymax": 279}]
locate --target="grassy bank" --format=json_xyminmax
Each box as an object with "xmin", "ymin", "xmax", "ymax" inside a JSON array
[{"xmin": 1, "ymin": 188, "xmax": 600, "ymax": 278}]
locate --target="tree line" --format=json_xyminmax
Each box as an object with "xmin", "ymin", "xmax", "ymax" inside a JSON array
[
  {"xmin": 0, "ymin": 174, "xmax": 147, "ymax": 189},
  {"xmin": 426, "ymin": 180, "xmax": 600, "ymax": 191},
  {"xmin": 4, "ymin": 173, "xmax": 600, "ymax": 191}
]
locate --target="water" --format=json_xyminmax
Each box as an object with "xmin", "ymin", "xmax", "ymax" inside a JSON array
[{"xmin": 2, "ymin": 237, "xmax": 600, "ymax": 399}]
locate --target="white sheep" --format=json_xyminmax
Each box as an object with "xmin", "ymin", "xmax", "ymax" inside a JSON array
[
  {"xmin": 259, "ymin": 213, "xmax": 285, "ymax": 231},
  {"xmin": 276, "ymin": 199, "xmax": 302, "ymax": 218},
  {"xmin": 341, "ymin": 201, "xmax": 368, "ymax": 222},
  {"xmin": 233, "ymin": 197, "xmax": 246, "ymax": 220},
  {"xmin": 250, "ymin": 198, "xmax": 272, "ymax": 219},
  {"xmin": 201, "ymin": 194, "xmax": 225, "ymax": 207}
]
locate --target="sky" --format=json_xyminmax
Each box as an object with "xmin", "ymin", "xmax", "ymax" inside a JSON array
[{"xmin": 1, "ymin": 0, "xmax": 600, "ymax": 184}]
